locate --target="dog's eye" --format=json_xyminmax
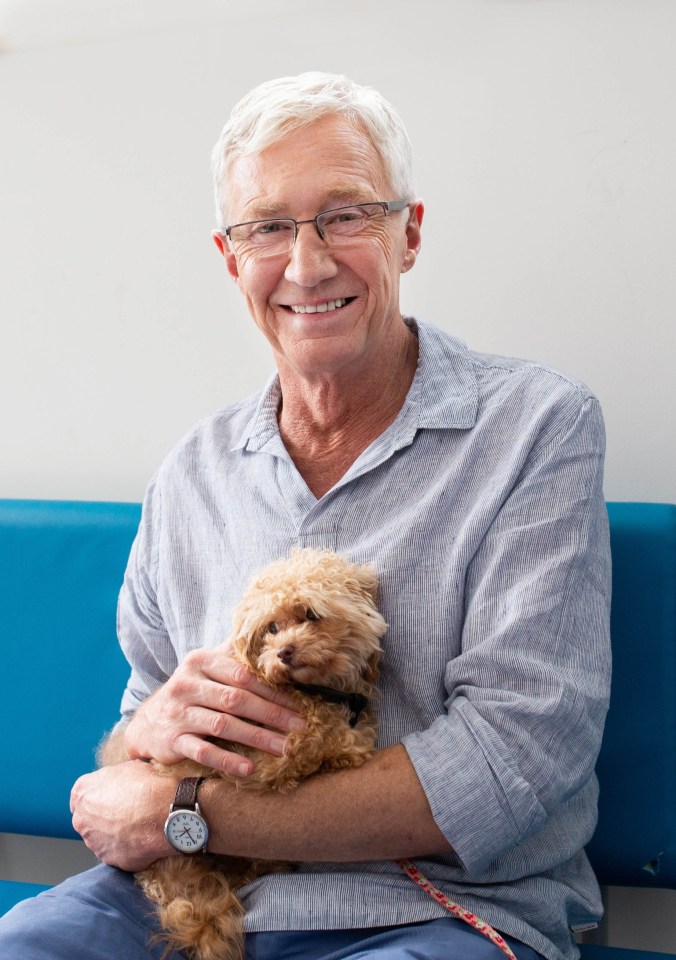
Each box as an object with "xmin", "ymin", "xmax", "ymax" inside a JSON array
[
  {"xmin": 306, "ymin": 609, "xmax": 320, "ymax": 622},
  {"xmin": 267, "ymin": 622, "xmax": 279, "ymax": 635}
]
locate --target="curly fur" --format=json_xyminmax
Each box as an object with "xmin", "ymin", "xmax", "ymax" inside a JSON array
[{"xmin": 136, "ymin": 548, "xmax": 387, "ymax": 960}]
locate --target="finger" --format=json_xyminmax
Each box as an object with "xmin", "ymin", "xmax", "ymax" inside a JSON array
[
  {"xmin": 180, "ymin": 705, "xmax": 289, "ymax": 757},
  {"xmin": 175, "ymin": 667, "xmax": 304, "ymax": 733},
  {"xmin": 200, "ymin": 656, "xmax": 301, "ymax": 712},
  {"xmin": 209, "ymin": 681, "xmax": 306, "ymax": 733},
  {"xmin": 174, "ymin": 733, "xmax": 256, "ymax": 778},
  {"xmin": 166, "ymin": 660, "xmax": 302, "ymax": 728}
]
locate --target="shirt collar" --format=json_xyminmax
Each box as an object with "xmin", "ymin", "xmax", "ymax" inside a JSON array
[
  {"xmin": 232, "ymin": 317, "xmax": 478, "ymax": 454},
  {"xmin": 404, "ymin": 316, "xmax": 478, "ymax": 431},
  {"xmin": 231, "ymin": 373, "xmax": 282, "ymax": 453}
]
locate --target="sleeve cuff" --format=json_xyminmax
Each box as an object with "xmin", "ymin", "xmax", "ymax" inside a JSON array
[{"xmin": 402, "ymin": 701, "xmax": 547, "ymax": 876}]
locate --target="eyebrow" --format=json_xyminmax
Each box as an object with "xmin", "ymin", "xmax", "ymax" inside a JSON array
[{"xmin": 244, "ymin": 186, "xmax": 378, "ymax": 221}]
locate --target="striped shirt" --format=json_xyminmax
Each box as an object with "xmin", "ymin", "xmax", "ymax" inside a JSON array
[{"xmin": 117, "ymin": 317, "xmax": 611, "ymax": 960}]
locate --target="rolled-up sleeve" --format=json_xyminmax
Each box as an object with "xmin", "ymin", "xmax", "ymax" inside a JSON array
[
  {"xmin": 403, "ymin": 397, "xmax": 612, "ymax": 876},
  {"xmin": 117, "ymin": 476, "xmax": 178, "ymax": 719}
]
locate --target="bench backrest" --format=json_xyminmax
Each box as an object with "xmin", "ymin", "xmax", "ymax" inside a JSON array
[
  {"xmin": 587, "ymin": 502, "xmax": 676, "ymax": 888},
  {"xmin": 1, "ymin": 498, "xmax": 675, "ymax": 888},
  {"xmin": 0, "ymin": 499, "xmax": 140, "ymax": 839}
]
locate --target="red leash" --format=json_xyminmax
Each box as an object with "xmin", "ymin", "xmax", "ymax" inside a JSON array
[{"xmin": 396, "ymin": 859, "xmax": 517, "ymax": 960}]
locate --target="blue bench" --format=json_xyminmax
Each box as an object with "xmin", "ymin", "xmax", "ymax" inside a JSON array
[
  {"xmin": 0, "ymin": 499, "xmax": 139, "ymax": 909},
  {"xmin": 1, "ymin": 499, "xmax": 674, "ymax": 959}
]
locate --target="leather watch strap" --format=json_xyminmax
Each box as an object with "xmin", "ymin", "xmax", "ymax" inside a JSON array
[{"xmin": 172, "ymin": 776, "xmax": 207, "ymax": 810}]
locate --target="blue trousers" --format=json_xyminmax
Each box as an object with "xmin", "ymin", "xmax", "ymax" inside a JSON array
[{"xmin": 0, "ymin": 865, "xmax": 544, "ymax": 960}]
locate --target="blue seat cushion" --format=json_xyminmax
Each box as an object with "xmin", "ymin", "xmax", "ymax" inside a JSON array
[
  {"xmin": 0, "ymin": 499, "xmax": 140, "ymax": 840},
  {"xmin": 586, "ymin": 503, "xmax": 676, "ymax": 887},
  {"xmin": 0, "ymin": 880, "xmax": 52, "ymax": 915},
  {"xmin": 580, "ymin": 946, "xmax": 676, "ymax": 960}
]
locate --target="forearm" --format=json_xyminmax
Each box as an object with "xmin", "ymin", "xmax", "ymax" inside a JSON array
[
  {"xmin": 200, "ymin": 744, "xmax": 453, "ymax": 862},
  {"xmin": 73, "ymin": 741, "xmax": 452, "ymax": 871}
]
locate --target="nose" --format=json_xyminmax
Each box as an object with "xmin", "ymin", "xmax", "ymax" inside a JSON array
[
  {"xmin": 284, "ymin": 221, "xmax": 338, "ymax": 287},
  {"xmin": 277, "ymin": 645, "xmax": 295, "ymax": 666}
]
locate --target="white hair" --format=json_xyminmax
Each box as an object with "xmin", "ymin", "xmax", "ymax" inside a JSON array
[{"xmin": 211, "ymin": 72, "xmax": 415, "ymax": 230}]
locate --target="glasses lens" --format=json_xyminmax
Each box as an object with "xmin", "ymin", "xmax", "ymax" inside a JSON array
[
  {"xmin": 229, "ymin": 220, "xmax": 295, "ymax": 256},
  {"xmin": 317, "ymin": 204, "xmax": 385, "ymax": 242}
]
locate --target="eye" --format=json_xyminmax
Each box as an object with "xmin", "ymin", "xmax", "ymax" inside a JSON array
[
  {"xmin": 255, "ymin": 220, "xmax": 289, "ymax": 236},
  {"xmin": 306, "ymin": 609, "xmax": 320, "ymax": 622},
  {"xmin": 334, "ymin": 210, "xmax": 363, "ymax": 223},
  {"xmin": 322, "ymin": 206, "xmax": 366, "ymax": 227},
  {"xmin": 267, "ymin": 622, "xmax": 279, "ymax": 634}
]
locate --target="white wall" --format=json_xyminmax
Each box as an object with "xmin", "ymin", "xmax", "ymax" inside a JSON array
[{"xmin": 1, "ymin": 0, "xmax": 674, "ymax": 505}]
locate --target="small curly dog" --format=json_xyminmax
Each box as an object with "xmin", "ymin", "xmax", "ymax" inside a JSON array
[{"xmin": 135, "ymin": 548, "xmax": 387, "ymax": 960}]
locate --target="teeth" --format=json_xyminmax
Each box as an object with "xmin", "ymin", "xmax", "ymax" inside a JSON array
[{"xmin": 291, "ymin": 298, "xmax": 348, "ymax": 314}]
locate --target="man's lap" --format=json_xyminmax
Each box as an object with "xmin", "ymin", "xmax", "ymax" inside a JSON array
[
  {"xmin": 0, "ymin": 864, "xmax": 180, "ymax": 960},
  {"xmin": 248, "ymin": 923, "xmax": 545, "ymax": 960},
  {"xmin": 0, "ymin": 864, "xmax": 544, "ymax": 960}
]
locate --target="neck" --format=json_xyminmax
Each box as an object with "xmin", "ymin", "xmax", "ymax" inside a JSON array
[{"xmin": 277, "ymin": 321, "xmax": 418, "ymax": 497}]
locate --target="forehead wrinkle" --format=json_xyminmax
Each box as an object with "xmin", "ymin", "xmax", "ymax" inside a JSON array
[
  {"xmin": 225, "ymin": 116, "xmax": 392, "ymax": 224},
  {"xmin": 238, "ymin": 183, "xmax": 385, "ymax": 223}
]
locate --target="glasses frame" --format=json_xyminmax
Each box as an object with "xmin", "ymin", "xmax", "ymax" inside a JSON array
[{"xmin": 222, "ymin": 199, "xmax": 411, "ymax": 254}]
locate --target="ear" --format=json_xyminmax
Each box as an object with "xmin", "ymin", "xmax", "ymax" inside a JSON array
[
  {"xmin": 229, "ymin": 624, "xmax": 249, "ymax": 661},
  {"xmin": 230, "ymin": 601, "xmax": 262, "ymax": 659},
  {"xmin": 362, "ymin": 650, "xmax": 381, "ymax": 685},
  {"xmin": 401, "ymin": 199, "xmax": 424, "ymax": 274},
  {"xmin": 212, "ymin": 230, "xmax": 241, "ymax": 284},
  {"xmin": 230, "ymin": 621, "xmax": 265, "ymax": 672},
  {"xmin": 355, "ymin": 563, "xmax": 380, "ymax": 605}
]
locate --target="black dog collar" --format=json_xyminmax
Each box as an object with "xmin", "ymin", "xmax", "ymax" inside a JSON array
[{"xmin": 291, "ymin": 682, "xmax": 369, "ymax": 727}]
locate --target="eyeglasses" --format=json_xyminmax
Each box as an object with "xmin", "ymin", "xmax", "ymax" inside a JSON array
[{"xmin": 222, "ymin": 199, "xmax": 410, "ymax": 258}]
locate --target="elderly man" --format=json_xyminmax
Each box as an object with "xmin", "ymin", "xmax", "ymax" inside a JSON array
[{"xmin": 0, "ymin": 73, "xmax": 611, "ymax": 960}]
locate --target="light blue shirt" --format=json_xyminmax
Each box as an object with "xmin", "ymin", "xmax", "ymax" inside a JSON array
[{"xmin": 117, "ymin": 318, "xmax": 611, "ymax": 960}]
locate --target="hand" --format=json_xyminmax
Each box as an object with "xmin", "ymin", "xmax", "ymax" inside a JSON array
[
  {"xmin": 70, "ymin": 761, "xmax": 175, "ymax": 872},
  {"xmin": 124, "ymin": 648, "xmax": 306, "ymax": 777}
]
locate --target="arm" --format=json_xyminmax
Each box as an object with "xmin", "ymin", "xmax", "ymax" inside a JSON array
[
  {"xmin": 112, "ymin": 475, "xmax": 306, "ymax": 777},
  {"xmin": 402, "ymin": 394, "xmax": 612, "ymax": 875},
  {"xmin": 71, "ymin": 742, "xmax": 452, "ymax": 871},
  {"xmin": 199, "ymin": 743, "xmax": 451, "ymax": 862}
]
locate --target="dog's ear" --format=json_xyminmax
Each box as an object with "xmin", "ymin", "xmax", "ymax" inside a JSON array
[
  {"xmin": 230, "ymin": 628, "xmax": 249, "ymax": 666},
  {"xmin": 355, "ymin": 563, "xmax": 379, "ymax": 605},
  {"xmin": 362, "ymin": 650, "xmax": 381, "ymax": 684},
  {"xmin": 230, "ymin": 607, "xmax": 266, "ymax": 668}
]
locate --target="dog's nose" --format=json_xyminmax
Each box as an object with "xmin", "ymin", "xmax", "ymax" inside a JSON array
[{"xmin": 277, "ymin": 645, "xmax": 295, "ymax": 666}]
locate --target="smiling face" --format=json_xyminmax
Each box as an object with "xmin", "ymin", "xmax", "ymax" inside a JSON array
[{"xmin": 213, "ymin": 114, "xmax": 423, "ymax": 381}]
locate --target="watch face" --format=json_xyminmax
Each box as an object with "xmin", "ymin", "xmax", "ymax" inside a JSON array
[{"xmin": 164, "ymin": 810, "xmax": 208, "ymax": 854}]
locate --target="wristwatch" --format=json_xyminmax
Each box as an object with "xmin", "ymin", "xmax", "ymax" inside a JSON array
[{"xmin": 164, "ymin": 776, "xmax": 209, "ymax": 855}]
